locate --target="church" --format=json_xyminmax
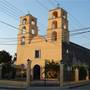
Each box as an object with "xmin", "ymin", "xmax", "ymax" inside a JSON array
[{"xmin": 16, "ymin": 7, "xmax": 90, "ymax": 80}]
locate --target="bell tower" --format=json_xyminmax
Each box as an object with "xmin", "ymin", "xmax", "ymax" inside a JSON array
[
  {"xmin": 47, "ymin": 7, "xmax": 69, "ymax": 43},
  {"xmin": 18, "ymin": 14, "xmax": 38, "ymax": 45}
]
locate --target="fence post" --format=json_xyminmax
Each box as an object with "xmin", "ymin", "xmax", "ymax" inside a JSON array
[
  {"xmin": 59, "ymin": 62, "xmax": 64, "ymax": 87},
  {"xmin": 26, "ymin": 59, "xmax": 31, "ymax": 87},
  {"xmin": 75, "ymin": 67, "xmax": 79, "ymax": 82},
  {"xmin": 86, "ymin": 69, "xmax": 89, "ymax": 80}
]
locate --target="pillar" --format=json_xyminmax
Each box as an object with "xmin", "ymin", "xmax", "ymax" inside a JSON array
[
  {"xmin": 59, "ymin": 62, "xmax": 64, "ymax": 87},
  {"xmin": 26, "ymin": 59, "xmax": 31, "ymax": 87},
  {"xmin": 75, "ymin": 68, "xmax": 79, "ymax": 82},
  {"xmin": 86, "ymin": 69, "xmax": 89, "ymax": 80}
]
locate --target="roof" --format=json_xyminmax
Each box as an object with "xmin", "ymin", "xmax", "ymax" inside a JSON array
[
  {"xmin": 26, "ymin": 13, "xmax": 32, "ymax": 16},
  {"xmin": 49, "ymin": 7, "xmax": 67, "ymax": 13},
  {"xmin": 62, "ymin": 42, "xmax": 90, "ymax": 65},
  {"xmin": 70, "ymin": 42, "xmax": 90, "ymax": 52}
]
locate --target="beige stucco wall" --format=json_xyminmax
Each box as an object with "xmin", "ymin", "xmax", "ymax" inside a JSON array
[
  {"xmin": 16, "ymin": 36, "xmax": 62, "ymax": 67},
  {"xmin": 16, "ymin": 36, "xmax": 62, "ymax": 79}
]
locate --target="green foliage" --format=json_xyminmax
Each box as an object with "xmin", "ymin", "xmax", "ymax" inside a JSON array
[
  {"xmin": 0, "ymin": 50, "xmax": 16, "ymax": 79},
  {"xmin": 79, "ymin": 65, "xmax": 87, "ymax": 80},
  {"xmin": 2, "ymin": 64, "xmax": 16, "ymax": 79},
  {"xmin": 0, "ymin": 50, "xmax": 12, "ymax": 64},
  {"xmin": 12, "ymin": 53, "xmax": 17, "ymax": 64},
  {"xmin": 45, "ymin": 60, "xmax": 59, "ymax": 79},
  {"xmin": 72, "ymin": 64, "xmax": 87, "ymax": 80}
]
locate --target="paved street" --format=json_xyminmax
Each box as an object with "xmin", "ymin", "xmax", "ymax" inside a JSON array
[
  {"xmin": 0, "ymin": 84, "xmax": 90, "ymax": 90},
  {"xmin": 70, "ymin": 84, "xmax": 90, "ymax": 89},
  {"xmin": 0, "ymin": 88, "xmax": 24, "ymax": 90},
  {"xmin": 0, "ymin": 80, "xmax": 90, "ymax": 90},
  {"xmin": 0, "ymin": 88, "xmax": 25, "ymax": 90}
]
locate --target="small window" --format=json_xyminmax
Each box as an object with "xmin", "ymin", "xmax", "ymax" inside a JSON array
[
  {"xmin": 31, "ymin": 29, "xmax": 35, "ymax": 35},
  {"xmin": 22, "ymin": 27, "xmax": 26, "ymax": 35},
  {"xmin": 21, "ymin": 37, "xmax": 25, "ymax": 45},
  {"xmin": 35, "ymin": 50, "xmax": 41, "ymax": 58},
  {"xmin": 63, "ymin": 24, "xmax": 67, "ymax": 29},
  {"xmin": 31, "ymin": 19, "xmax": 35, "ymax": 25},
  {"xmin": 63, "ymin": 15, "xmax": 66, "ymax": 19},
  {"xmin": 52, "ymin": 21, "xmax": 57, "ymax": 29},
  {"xmin": 22, "ymin": 18, "xmax": 27, "ymax": 25},
  {"xmin": 52, "ymin": 31, "xmax": 57, "ymax": 41},
  {"xmin": 52, "ymin": 11, "xmax": 58, "ymax": 18},
  {"xmin": 63, "ymin": 12, "xmax": 66, "ymax": 19}
]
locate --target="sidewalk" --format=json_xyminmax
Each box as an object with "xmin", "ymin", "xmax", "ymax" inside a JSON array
[
  {"xmin": 0, "ymin": 80, "xmax": 89, "ymax": 89},
  {"xmin": 62, "ymin": 80, "xmax": 90, "ymax": 89},
  {"xmin": 0, "ymin": 80, "xmax": 26, "ymax": 89}
]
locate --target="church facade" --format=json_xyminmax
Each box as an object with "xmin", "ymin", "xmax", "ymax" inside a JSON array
[{"xmin": 16, "ymin": 7, "xmax": 69, "ymax": 80}]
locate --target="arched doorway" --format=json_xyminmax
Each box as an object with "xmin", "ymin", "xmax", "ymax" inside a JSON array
[{"xmin": 33, "ymin": 65, "xmax": 40, "ymax": 80}]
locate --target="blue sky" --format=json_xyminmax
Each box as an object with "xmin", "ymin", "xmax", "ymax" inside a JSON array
[{"xmin": 0, "ymin": 0, "xmax": 90, "ymax": 55}]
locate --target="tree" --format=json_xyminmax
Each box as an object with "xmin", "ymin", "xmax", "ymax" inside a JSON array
[
  {"xmin": 45, "ymin": 60, "xmax": 60, "ymax": 79},
  {"xmin": 0, "ymin": 50, "xmax": 12, "ymax": 64},
  {"xmin": 12, "ymin": 53, "xmax": 17, "ymax": 64},
  {"xmin": 0, "ymin": 50, "xmax": 16, "ymax": 79}
]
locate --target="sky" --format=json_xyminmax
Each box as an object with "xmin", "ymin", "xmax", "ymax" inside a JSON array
[{"xmin": 0, "ymin": 0, "xmax": 90, "ymax": 55}]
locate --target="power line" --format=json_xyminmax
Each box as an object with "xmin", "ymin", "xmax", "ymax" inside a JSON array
[
  {"xmin": 0, "ymin": 0, "xmax": 83, "ymax": 35},
  {"xmin": 0, "ymin": 0, "xmax": 47, "ymax": 34},
  {"xmin": 0, "ymin": 0, "xmax": 25, "ymax": 21},
  {"xmin": 0, "ymin": 30, "xmax": 90, "ymax": 45},
  {"xmin": 0, "ymin": 37, "xmax": 17, "ymax": 39},
  {"xmin": 69, "ymin": 13, "xmax": 83, "ymax": 28},
  {"xmin": 34, "ymin": 0, "xmax": 49, "ymax": 10},
  {"xmin": 48, "ymin": 0, "xmax": 56, "ymax": 7},
  {"xmin": 0, "ymin": 0, "xmax": 89, "ymax": 40},
  {"xmin": 3, "ymin": 0, "xmax": 25, "ymax": 14},
  {"xmin": 0, "ymin": 1, "xmax": 20, "ymax": 20},
  {"xmin": 71, "ymin": 30, "xmax": 90, "ymax": 36},
  {"xmin": 70, "ymin": 27, "xmax": 90, "ymax": 32},
  {"xmin": 0, "ymin": 4, "xmax": 18, "ymax": 21},
  {"xmin": 52, "ymin": 0, "xmax": 83, "ymax": 28},
  {"xmin": 0, "ymin": 29, "xmax": 90, "ymax": 44},
  {"xmin": 1, "ymin": 19, "xmax": 90, "ymax": 37},
  {"xmin": 0, "ymin": 20, "xmax": 18, "ymax": 30},
  {"xmin": 0, "ymin": 1, "xmax": 19, "ymax": 17}
]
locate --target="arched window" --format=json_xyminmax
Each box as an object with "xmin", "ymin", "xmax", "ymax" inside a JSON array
[
  {"xmin": 31, "ymin": 19, "xmax": 35, "ymax": 25},
  {"xmin": 22, "ymin": 18, "xmax": 27, "ymax": 25},
  {"xmin": 22, "ymin": 26, "xmax": 26, "ymax": 35},
  {"xmin": 21, "ymin": 36, "xmax": 25, "ymax": 45},
  {"xmin": 31, "ymin": 29, "xmax": 35, "ymax": 35},
  {"xmin": 63, "ymin": 12, "xmax": 66, "ymax": 19},
  {"xmin": 52, "ymin": 21, "xmax": 57, "ymax": 29},
  {"xmin": 52, "ymin": 31, "xmax": 57, "ymax": 41},
  {"xmin": 52, "ymin": 11, "xmax": 58, "ymax": 18},
  {"xmin": 63, "ymin": 24, "xmax": 67, "ymax": 29}
]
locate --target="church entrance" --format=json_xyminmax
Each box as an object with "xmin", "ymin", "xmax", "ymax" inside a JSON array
[{"xmin": 33, "ymin": 65, "xmax": 40, "ymax": 80}]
